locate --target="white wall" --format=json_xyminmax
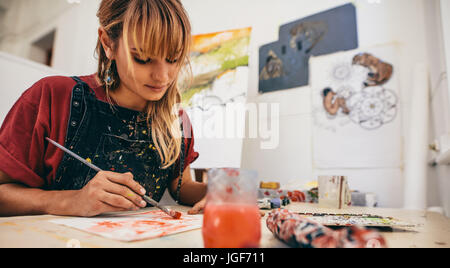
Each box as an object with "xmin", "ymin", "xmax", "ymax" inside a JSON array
[
  {"xmin": 183, "ymin": 0, "xmax": 431, "ymax": 208},
  {"xmin": 0, "ymin": 0, "xmax": 100, "ymax": 123},
  {"xmin": 441, "ymin": 0, "xmax": 450, "ymax": 100},
  {"xmin": 424, "ymin": 0, "xmax": 450, "ymax": 217},
  {"xmin": 0, "ymin": 52, "xmax": 65, "ymax": 124},
  {"xmin": 51, "ymin": 0, "xmax": 100, "ymax": 75},
  {"xmin": 0, "ymin": 0, "xmax": 99, "ymax": 75}
]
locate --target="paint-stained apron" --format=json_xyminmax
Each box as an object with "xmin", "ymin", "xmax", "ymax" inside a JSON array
[{"xmin": 50, "ymin": 76, "xmax": 184, "ymax": 204}]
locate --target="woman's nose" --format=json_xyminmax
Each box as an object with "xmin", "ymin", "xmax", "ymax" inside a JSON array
[{"xmin": 150, "ymin": 61, "xmax": 171, "ymax": 84}]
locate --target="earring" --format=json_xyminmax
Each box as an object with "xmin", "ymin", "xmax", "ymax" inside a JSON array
[{"xmin": 104, "ymin": 60, "xmax": 115, "ymax": 87}]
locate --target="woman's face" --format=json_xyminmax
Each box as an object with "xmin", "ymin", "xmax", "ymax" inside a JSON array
[{"xmin": 114, "ymin": 36, "xmax": 180, "ymax": 104}]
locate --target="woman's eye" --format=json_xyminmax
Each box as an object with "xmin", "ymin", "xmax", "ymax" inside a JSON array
[
  {"xmin": 133, "ymin": 57, "xmax": 151, "ymax": 64},
  {"xmin": 166, "ymin": 58, "xmax": 178, "ymax": 64}
]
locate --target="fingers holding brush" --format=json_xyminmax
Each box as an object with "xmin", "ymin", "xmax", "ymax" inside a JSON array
[
  {"xmin": 100, "ymin": 191, "xmax": 142, "ymax": 211},
  {"xmin": 96, "ymin": 171, "xmax": 148, "ymax": 210},
  {"xmin": 44, "ymin": 138, "xmax": 152, "ymax": 216},
  {"xmin": 104, "ymin": 171, "xmax": 147, "ymax": 196},
  {"xmin": 75, "ymin": 171, "xmax": 147, "ymax": 216},
  {"xmin": 102, "ymin": 178, "xmax": 147, "ymax": 209}
]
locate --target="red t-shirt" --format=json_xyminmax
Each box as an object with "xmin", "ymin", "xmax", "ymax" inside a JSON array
[{"xmin": 0, "ymin": 74, "xmax": 198, "ymax": 188}]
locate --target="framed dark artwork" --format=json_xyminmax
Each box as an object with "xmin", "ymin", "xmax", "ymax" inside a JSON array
[{"xmin": 259, "ymin": 3, "xmax": 359, "ymax": 93}]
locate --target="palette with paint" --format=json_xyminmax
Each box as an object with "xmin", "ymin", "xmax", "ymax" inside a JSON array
[
  {"xmin": 49, "ymin": 210, "xmax": 202, "ymax": 242},
  {"xmin": 297, "ymin": 213, "xmax": 415, "ymax": 229}
]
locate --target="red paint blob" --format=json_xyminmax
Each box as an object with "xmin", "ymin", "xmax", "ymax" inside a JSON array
[
  {"xmin": 132, "ymin": 220, "xmax": 166, "ymax": 227},
  {"xmin": 172, "ymin": 211, "xmax": 182, "ymax": 219},
  {"xmin": 97, "ymin": 221, "xmax": 122, "ymax": 228}
]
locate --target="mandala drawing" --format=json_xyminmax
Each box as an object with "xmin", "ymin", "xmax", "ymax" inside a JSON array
[
  {"xmin": 326, "ymin": 58, "xmax": 368, "ymax": 88},
  {"xmin": 319, "ymin": 53, "xmax": 398, "ymax": 130},
  {"xmin": 347, "ymin": 86, "xmax": 398, "ymax": 130}
]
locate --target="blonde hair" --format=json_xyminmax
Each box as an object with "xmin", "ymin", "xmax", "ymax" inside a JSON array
[{"xmin": 96, "ymin": 0, "xmax": 192, "ymax": 169}]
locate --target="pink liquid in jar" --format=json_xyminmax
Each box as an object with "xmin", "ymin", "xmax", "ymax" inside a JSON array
[{"xmin": 202, "ymin": 203, "xmax": 261, "ymax": 248}]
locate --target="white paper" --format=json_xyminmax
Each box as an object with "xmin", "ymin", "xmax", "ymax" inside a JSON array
[
  {"xmin": 310, "ymin": 45, "xmax": 402, "ymax": 169},
  {"xmin": 49, "ymin": 210, "xmax": 202, "ymax": 242},
  {"xmin": 182, "ymin": 28, "xmax": 252, "ymax": 169}
]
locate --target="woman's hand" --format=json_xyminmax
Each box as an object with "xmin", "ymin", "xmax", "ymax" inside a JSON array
[
  {"xmin": 187, "ymin": 197, "xmax": 206, "ymax": 215},
  {"xmin": 186, "ymin": 198, "xmax": 265, "ymax": 217},
  {"xmin": 72, "ymin": 171, "xmax": 147, "ymax": 217}
]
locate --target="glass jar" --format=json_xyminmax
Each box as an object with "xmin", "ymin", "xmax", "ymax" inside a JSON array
[{"xmin": 202, "ymin": 168, "xmax": 261, "ymax": 248}]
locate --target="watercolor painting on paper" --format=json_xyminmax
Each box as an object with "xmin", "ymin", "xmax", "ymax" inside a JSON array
[
  {"xmin": 180, "ymin": 27, "xmax": 251, "ymax": 111},
  {"xmin": 49, "ymin": 210, "xmax": 202, "ymax": 242},
  {"xmin": 179, "ymin": 27, "xmax": 252, "ymax": 168}
]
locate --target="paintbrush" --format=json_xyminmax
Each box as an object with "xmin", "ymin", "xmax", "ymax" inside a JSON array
[{"xmin": 46, "ymin": 137, "xmax": 181, "ymax": 219}]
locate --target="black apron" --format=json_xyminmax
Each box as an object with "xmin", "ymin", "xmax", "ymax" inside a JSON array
[{"xmin": 50, "ymin": 76, "xmax": 184, "ymax": 204}]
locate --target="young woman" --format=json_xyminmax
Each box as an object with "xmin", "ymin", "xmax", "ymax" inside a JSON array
[{"xmin": 0, "ymin": 0, "xmax": 207, "ymax": 217}]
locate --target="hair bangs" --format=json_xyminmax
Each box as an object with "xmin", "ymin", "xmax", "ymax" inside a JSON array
[{"xmin": 123, "ymin": 0, "xmax": 190, "ymax": 65}]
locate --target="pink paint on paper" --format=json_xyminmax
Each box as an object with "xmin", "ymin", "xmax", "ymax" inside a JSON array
[{"xmin": 50, "ymin": 210, "xmax": 202, "ymax": 242}]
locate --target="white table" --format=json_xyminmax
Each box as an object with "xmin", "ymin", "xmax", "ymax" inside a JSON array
[{"xmin": 0, "ymin": 203, "xmax": 448, "ymax": 248}]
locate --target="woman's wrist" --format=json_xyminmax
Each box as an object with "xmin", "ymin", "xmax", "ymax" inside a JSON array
[
  {"xmin": 0, "ymin": 183, "xmax": 80, "ymax": 217},
  {"xmin": 42, "ymin": 189, "xmax": 80, "ymax": 216},
  {"xmin": 179, "ymin": 181, "xmax": 207, "ymax": 206}
]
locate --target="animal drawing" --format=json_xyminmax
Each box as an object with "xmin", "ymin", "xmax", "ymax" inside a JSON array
[
  {"xmin": 260, "ymin": 50, "xmax": 284, "ymax": 80},
  {"xmin": 352, "ymin": 53, "xmax": 393, "ymax": 87}
]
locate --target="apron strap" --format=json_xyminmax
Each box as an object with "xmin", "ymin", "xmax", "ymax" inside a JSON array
[
  {"xmin": 70, "ymin": 76, "xmax": 96, "ymax": 96},
  {"xmin": 175, "ymin": 117, "xmax": 185, "ymax": 204}
]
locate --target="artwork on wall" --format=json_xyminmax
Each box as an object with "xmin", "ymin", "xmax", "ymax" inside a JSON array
[
  {"xmin": 179, "ymin": 27, "xmax": 252, "ymax": 168},
  {"xmin": 259, "ymin": 3, "xmax": 358, "ymax": 93},
  {"xmin": 320, "ymin": 52, "xmax": 397, "ymax": 130},
  {"xmin": 310, "ymin": 44, "xmax": 402, "ymax": 169},
  {"xmin": 181, "ymin": 27, "xmax": 251, "ymax": 111}
]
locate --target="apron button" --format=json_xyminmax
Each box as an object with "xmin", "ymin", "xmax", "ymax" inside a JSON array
[
  {"xmin": 71, "ymin": 121, "xmax": 77, "ymax": 127},
  {"xmin": 73, "ymin": 101, "xmax": 80, "ymax": 107},
  {"xmin": 75, "ymin": 87, "xmax": 81, "ymax": 92}
]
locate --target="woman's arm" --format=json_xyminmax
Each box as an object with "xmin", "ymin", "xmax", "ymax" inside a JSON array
[
  {"xmin": 169, "ymin": 165, "xmax": 207, "ymax": 210},
  {"xmin": 0, "ymin": 170, "xmax": 79, "ymax": 216},
  {"xmin": 0, "ymin": 170, "xmax": 148, "ymax": 217}
]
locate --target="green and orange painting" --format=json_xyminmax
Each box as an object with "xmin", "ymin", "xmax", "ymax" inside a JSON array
[{"xmin": 180, "ymin": 27, "xmax": 252, "ymax": 107}]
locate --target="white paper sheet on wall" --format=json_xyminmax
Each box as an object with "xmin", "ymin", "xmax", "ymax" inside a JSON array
[
  {"xmin": 310, "ymin": 44, "xmax": 402, "ymax": 169},
  {"xmin": 181, "ymin": 28, "xmax": 252, "ymax": 169}
]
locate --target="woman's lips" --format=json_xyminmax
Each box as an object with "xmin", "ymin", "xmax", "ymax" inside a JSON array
[{"xmin": 145, "ymin": 84, "xmax": 166, "ymax": 93}]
